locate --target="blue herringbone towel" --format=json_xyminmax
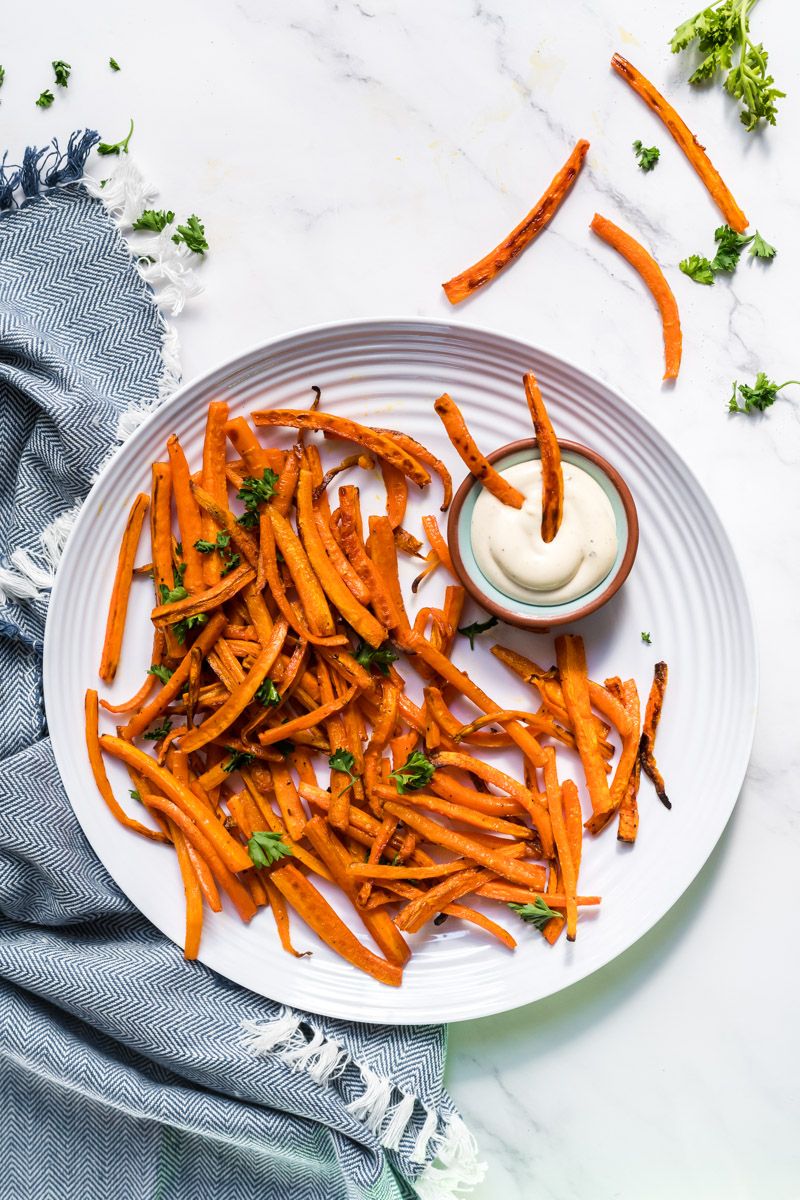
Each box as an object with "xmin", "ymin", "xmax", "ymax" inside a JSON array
[{"xmin": 0, "ymin": 135, "xmax": 483, "ymax": 1200}]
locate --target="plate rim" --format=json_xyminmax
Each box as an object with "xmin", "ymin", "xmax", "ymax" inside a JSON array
[{"xmin": 44, "ymin": 315, "xmax": 760, "ymax": 1023}]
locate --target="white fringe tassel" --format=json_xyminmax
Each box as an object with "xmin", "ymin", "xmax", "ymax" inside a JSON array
[
  {"xmin": 243, "ymin": 1010, "xmax": 486, "ymax": 1197},
  {"xmin": 0, "ymin": 158, "xmax": 200, "ymax": 609}
]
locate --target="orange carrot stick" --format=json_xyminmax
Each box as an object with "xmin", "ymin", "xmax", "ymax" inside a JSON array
[
  {"xmin": 170, "ymin": 823, "xmax": 204, "ymax": 958},
  {"xmin": 200, "ymin": 400, "xmax": 229, "ymax": 585},
  {"xmin": 166, "ymin": 435, "xmax": 205, "ymax": 593},
  {"xmin": 421, "ymin": 514, "xmax": 456, "ymax": 577},
  {"xmin": 554, "ymin": 634, "xmax": 612, "ymax": 820},
  {"xmin": 372, "ymin": 427, "xmax": 453, "ymax": 511},
  {"xmin": 434, "ymin": 393, "xmax": 524, "ymax": 508},
  {"xmin": 523, "ymin": 371, "xmax": 563, "ymax": 542},
  {"xmin": 380, "ymin": 460, "xmax": 408, "ymax": 529},
  {"xmin": 85, "ymin": 690, "xmax": 169, "ymax": 843},
  {"xmin": 98, "ymin": 492, "xmax": 149, "ymax": 682}
]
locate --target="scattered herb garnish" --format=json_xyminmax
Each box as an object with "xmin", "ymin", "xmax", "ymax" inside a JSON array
[
  {"xmin": 711, "ymin": 223, "xmax": 753, "ymax": 272},
  {"xmin": 52, "ymin": 60, "xmax": 71, "ymax": 88},
  {"xmin": 353, "ymin": 641, "xmax": 399, "ymax": 676},
  {"xmin": 641, "ymin": 631, "xmax": 652, "ymax": 645},
  {"xmin": 255, "ymin": 678, "xmax": 281, "ymax": 707},
  {"xmin": 109, "ymin": 57, "xmax": 121, "ymax": 72},
  {"xmin": 98, "ymin": 118, "xmax": 134, "ymax": 156},
  {"xmin": 222, "ymin": 747, "xmax": 254, "ymax": 773},
  {"xmin": 670, "ymin": 0, "xmax": 784, "ymax": 132},
  {"xmin": 247, "ymin": 830, "xmax": 293, "ymax": 869},
  {"xmin": 750, "ymin": 231, "xmax": 776, "ymax": 259},
  {"xmin": 728, "ymin": 372, "xmax": 800, "ymax": 415},
  {"xmin": 158, "ymin": 563, "xmax": 189, "ymax": 606},
  {"xmin": 174, "ymin": 613, "xmax": 207, "ymax": 644},
  {"xmin": 390, "ymin": 750, "xmax": 435, "ymax": 794},
  {"xmin": 679, "ymin": 254, "xmax": 716, "ymax": 285},
  {"xmin": 129, "ymin": 788, "xmax": 141, "ymax": 803},
  {"xmin": 36, "ymin": 90, "xmax": 55, "ymax": 109},
  {"xmin": 237, "ymin": 468, "xmax": 279, "ymax": 527},
  {"xmin": 457, "ymin": 615, "xmax": 499, "ymax": 650},
  {"xmin": 0, "ymin": 67, "xmax": 5, "ymax": 89},
  {"xmin": 194, "ymin": 531, "xmax": 238, "ymax": 573},
  {"xmin": 509, "ymin": 897, "xmax": 562, "ymax": 930},
  {"xmin": 132, "ymin": 209, "xmax": 175, "ymax": 233},
  {"xmin": 329, "ymin": 748, "xmax": 360, "ymax": 792},
  {"xmin": 172, "ymin": 213, "xmax": 208, "ymax": 254},
  {"xmin": 143, "ymin": 717, "xmax": 172, "ymax": 742},
  {"xmin": 632, "ymin": 139, "xmax": 660, "ymax": 171},
  {"xmin": 148, "ymin": 664, "xmax": 174, "ymax": 685}
]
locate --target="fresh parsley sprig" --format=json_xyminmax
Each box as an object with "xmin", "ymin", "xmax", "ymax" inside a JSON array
[
  {"xmin": 670, "ymin": 0, "xmax": 784, "ymax": 131},
  {"xmin": 36, "ymin": 90, "xmax": 55, "ymax": 109},
  {"xmin": 172, "ymin": 214, "xmax": 208, "ymax": 255},
  {"xmin": 109, "ymin": 57, "xmax": 121, "ymax": 72},
  {"xmin": 133, "ymin": 209, "xmax": 175, "ymax": 233},
  {"xmin": 457, "ymin": 615, "xmax": 499, "ymax": 650},
  {"xmin": 509, "ymin": 898, "xmax": 563, "ymax": 930},
  {"xmin": 329, "ymin": 748, "xmax": 360, "ymax": 792},
  {"xmin": 641, "ymin": 631, "xmax": 652, "ymax": 645},
  {"xmin": 143, "ymin": 717, "xmax": 172, "ymax": 742},
  {"xmin": 147, "ymin": 664, "xmax": 174, "ymax": 685},
  {"xmin": 52, "ymin": 60, "xmax": 71, "ymax": 88},
  {"xmin": 353, "ymin": 641, "xmax": 399, "ymax": 676},
  {"xmin": 255, "ymin": 679, "xmax": 281, "ymax": 707},
  {"xmin": 750, "ymin": 231, "xmax": 776, "ymax": 259},
  {"xmin": 98, "ymin": 118, "xmax": 134, "ymax": 156},
  {"xmin": 222, "ymin": 747, "xmax": 254, "ymax": 774},
  {"xmin": 237, "ymin": 469, "xmax": 278, "ymax": 527},
  {"xmin": 194, "ymin": 531, "xmax": 239, "ymax": 575},
  {"xmin": 389, "ymin": 751, "xmax": 435, "ymax": 794},
  {"xmin": 681, "ymin": 224, "xmax": 776, "ymax": 285},
  {"xmin": 632, "ymin": 139, "xmax": 660, "ymax": 171},
  {"xmin": 247, "ymin": 830, "xmax": 293, "ymax": 869},
  {"xmin": 728, "ymin": 373, "xmax": 800, "ymax": 415}
]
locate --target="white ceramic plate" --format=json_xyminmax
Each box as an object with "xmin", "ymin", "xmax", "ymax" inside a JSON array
[{"xmin": 45, "ymin": 319, "xmax": 757, "ymax": 1024}]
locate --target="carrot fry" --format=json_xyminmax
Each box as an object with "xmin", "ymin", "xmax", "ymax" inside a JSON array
[
  {"xmin": 200, "ymin": 400, "xmax": 229, "ymax": 585},
  {"xmin": 269, "ymin": 760, "xmax": 306, "ymax": 841},
  {"xmin": 523, "ymin": 371, "xmax": 563, "ymax": 542},
  {"xmin": 357, "ymin": 814, "xmax": 398, "ymax": 907},
  {"xmin": 258, "ymin": 684, "xmax": 358, "ymax": 747},
  {"xmin": 555, "ymin": 635, "xmax": 613, "ymax": 820},
  {"xmin": 374, "ymin": 783, "xmax": 535, "ymax": 841},
  {"xmin": 261, "ymin": 511, "xmax": 346, "ymax": 646},
  {"xmin": 251, "ymin": 410, "xmax": 431, "ymax": 488},
  {"xmin": 122, "ymin": 613, "xmax": 226, "ymax": 740},
  {"xmin": 421, "ymin": 515, "xmax": 456, "ymax": 577},
  {"xmin": 611, "ymin": 53, "xmax": 747, "ymax": 234},
  {"xmin": 313, "ymin": 451, "xmax": 375, "ymax": 502},
  {"xmin": 264, "ymin": 877, "xmax": 309, "ymax": 958},
  {"xmin": 367, "ymin": 515, "xmax": 415, "ymax": 646},
  {"xmin": 98, "ymin": 492, "xmax": 149, "ymax": 682},
  {"xmin": 166, "ymin": 435, "xmax": 205, "ymax": 593},
  {"xmin": 85, "ymin": 690, "xmax": 169, "ymax": 843},
  {"xmin": 313, "ymin": 508, "xmax": 371, "ymax": 604},
  {"xmin": 380, "ymin": 459, "xmax": 408, "ymax": 529},
  {"xmin": 429, "ymin": 773, "xmax": 524, "ymax": 819},
  {"xmin": 442, "ymin": 139, "xmax": 590, "ymax": 303},
  {"xmin": 590, "ymin": 213, "xmax": 682, "ymax": 381},
  {"xmin": 641, "ymin": 661, "xmax": 670, "ymax": 808},
  {"xmin": 170, "ymin": 823, "xmax": 204, "ymax": 958},
  {"xmin": 335, "ymin": 487, "xmax": 399, "ymax": 631},
  {"xmin": 100, "ymin": 628, "xmax": 164, "ymax": 713},
  {"xmin": 544, "ymin": 753, "xmax": 578, "ymax": 941},
  {"xmin": 150, "ymin": 563, "xmax": 255, "ymax": 627},
  {"xmin": 373, "ymin": 428, "xmax": 453, "ymax": 511},
  {"xmin": 434, "ymin": 393, "xmax": 524, "ymax": 509}
]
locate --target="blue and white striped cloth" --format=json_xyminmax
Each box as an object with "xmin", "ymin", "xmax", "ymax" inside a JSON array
[{"xmin": 0, "ymin": 134, "xmax": 481, "ymax": 1200}]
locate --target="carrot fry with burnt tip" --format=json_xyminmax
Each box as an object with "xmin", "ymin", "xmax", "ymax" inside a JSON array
[
  {"xmin": 641, "ymin": 661, "xmax": 670, "ymax": 808},
  {"xmin": 421, "ymin": 515, "xmax": 456, "ymax": 577},
  {"xmin": 434, "ymin": 393, "xmax": 524, "ymax": 509},
  {"xmin": 523, "ymin": 371, "xmax": 563, "ymax": 542},
  {"xmin": 372, "ymin": 428, "xmax": 453, "ymax": 511},
  {"xmin": 442, "ymin": 139, "xmax": 590, "ymax": 303}
]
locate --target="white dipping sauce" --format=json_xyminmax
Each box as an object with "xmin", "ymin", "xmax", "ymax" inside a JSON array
[{"xmin": 471, "ymin": 460, "xmax": 618, "ymax": 605}]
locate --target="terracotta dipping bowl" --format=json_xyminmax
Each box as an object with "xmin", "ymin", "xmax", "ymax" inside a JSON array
[{"xmin": 447, "ymin": 438, "xmax": 639, "ymax": 631}]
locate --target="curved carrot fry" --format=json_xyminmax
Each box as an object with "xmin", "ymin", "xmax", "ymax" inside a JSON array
[
  {"xmin": 611, "ymin": 53, "xmax": 747, "ymax": 234},
  {"xmin": 122, "ymin": 613, "xmax": 226, "ymax": 740},
  {"xmin": 590, "ymin": 213, "xmax": 682, "ymax": 381},
  {"xmin": 523, "ymin": 372, "xmax": 563, "ymax": 541},
  {"xmin": 543, "ymin": 752, "xmax": 578, "ymax": 941},
  {"xmin": 99, "ymin": 492, "xmax": 149, "ymax": 683},
  {"xmin": 372, "ymin": 428, "xmax": 453, "ymax": 511},
  {"xmin": 100, "ymin": 628, "xmax": 165, "ymax": 714},
  {"xmin": 555, "ymin": 634, "xmax": 612, "ymax": 822},
  {"xmin": 264, "ymin": 877, "xmax": 309, "ymax": 958},
  {"xmin": 170, "ymin": 822, "xmax": 204, "ymax": 958},
  {"xmin": 434, "ymin": 393, "xmax": 524, "ymax": 508},
  {"xmin": 260, "ymin": 512, "xmax": 346, "ymax": 647},
  {"xmin": 380, "ymin": 459, "xmax": 408, "ymax": 529},
  {"xmin": 257, "ymin": 684, "xmax": 358, "ymax": 747},
  {"xmin": 374, "ymin": 783, "xmax": 536, "ymax": 842},
  {"xmin": 641, "ymin": 660, "xmax": 670, "ymax": 808},
  {"xmin": 442, "ymin": 139, "xmax": 590, "ymax": 303},
  {"xmin": 85, "ymin": 690, "xmax": 169, "ymax": 843},
  {"xmin": 421, "ymin": 515, "xmax": 455, "ymax": 577},
  {"xmin": 166, "ymin": 435, "xmax": 205, "ymax": 593},
  {"xmin": 150, "ymin": 563, "xmax": 255, "ymax": 627},
  {"xmin": 267, "ymin": 507, "xmax": 336, "ymax": 638}
]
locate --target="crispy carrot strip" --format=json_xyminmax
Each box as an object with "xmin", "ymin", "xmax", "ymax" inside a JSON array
[
  {"xmin": 141, "ymin": 791, "xmax": 256, "ymax": 923},
  {"xmin": 555, "ymin": 635, "xmax": 612, "ymax": 820},
  {"xmin": 190, "ymin": 482, "xmax": 260, "ymax": 567},
  {"xmin": 396, "ymin": 865, "xmax": 491, "ymax": 933},
  {"xmin": 434, "ymin": 393, "xmax": 524, "ymax": 509},
  {"xmin": 373, "ymin": 428, "xmax": 453, "ymax": 511},
  {"xmin": 335, "ymin": 487, "xmax": 399, "ymax": 630},
  {"xmin": 453, "ymin": 708, "xmax": 575, "ymax": 751},
  {"xmin": 423, "ymin": 686, "xmax": 508, "ymax": 750},
  {"xmin": 166, "ymin": 435, "xmax": 205, "ymax": 593},
  {"xmin": 98, "ymin": 492, "xmax": 149, "ymax": 682},
  {"xmin": 201, "ymin": 400, "xmax": 229, "ymax": 585},
  {"xmin": 590, "ymin": 213, "xmax": 682, "ymax": 381},
  {"xmin": 272, "ymin": 443, "xmax": 303, "ymax": 518},
  {"xmin": 100, "ymin": 628, "xmax": 165, "ymax": 713},
  {"xmin": 170, "ymin": 822, "xmax": 204, "ymax": 958},
  {"xmin": 180, "ymin": 619, "xmax": 288, "ymax": 753},
  {"xmin": 150, "ymin": 563, "xmax": 255, "ymax": 627},
  {"xmin": 296, "ymin": 467, "xmax": 386, "ymax": 649},
  {"xmin": 385, "ymin": 801, "xmax": 548, "ymax": 888},
  {"xmin": 542, "ymin": 861, "xmax": 565, "ymax": 945},
  {"xmin": 442, "ymin": 139, "xmax": 590, "ymax": 303},
  {"xmin": 367, "ymin": 515, "xmax": 414, "ymax": 645},
  {"xmin": 429, "ymin": 773, "xmax": 522, "ymax": 818},
  {"xmin": 122, "ymin": 613, "xmax": 226, "ymax": 740},
  {"xmin": 267, "ymin": 507, "xmax": 336, "ymax": 636},
  {"xmin": 544, "ymin": 752, "xmax": 578, "ymax": 941},
  {"xmin": 421, "ymin": 515, "xmax": 455, "ymax": 577},
  {"xmin": 641, "ymin": 661, "xmax": 670, "ymax": 808},
  {"xmin": 615, "ymin": 677, "xmax": 642, "ymax": 843},
  {"xmin": 85, "ymin": 691, "xmax": 169, "ymax": 843},
  {"xmin": 224, "ymin": 416, "xmax": 266, "ymax": 475},
  {"xmin": 100, "ymin": 735, "xmax": 252, "ymax": 872},
  {"xmin": 374, "ymin": 783, "xmax": 535, "ymax": 841},
  {"xmin": 269, "ymin": 760, "xmax": 306, "ymax": 840},
  {"xmin": 260, "ymin": 511, "xmax": 346, "ymax": 647},
  {"xmin": 313, "ymin": 508, "xmax": 371, "ymax": 604},
  {"xmin": 431, "ymin": 751, "xmax": 534, "ymax": 806},
  {"xmin": 304, "ymin": 817, "xmax": 410, "ymax": 966},
  {"xmin": 149, "ymin": 462, "xmax": 184, "ymax": 660},
  {"xmin": 250, "ymin": 410, "xmax": 431, "ymax": 488},
  {"xmin": 611, "ymin": 53, "xmax": 747, "ymax": 233},
  {"xmin": 443, "ymin": 903, "xmax": 517, "ymax": 949},
  {"xmin": 169, "ymin": 748, "xmax": 223, "ymax": 912},
  {"xmin": 586, "ymin": 676, "xmax": 641, "ymax": 835},
  {"xmin": 380, "ymin": 460, "xmax": 408, "ymax": 529},
  {"xmin": 357, "ymin": 814, "xmax": 398, "ymax": 906},
  {"xmin": 264, "ymin": 877, "xmax": 309, "ymax": 957},
  {"xmin": 257, "ymin": 684, "xmax": 357, "ymax": 747},
  {"xmin": 394, "ymin": 527, "xmax": 425, "ymax": 558},
  {"xmin": 523, "ymin": 371, "xmax": 563, "ymax": 541},
  {"xmin": 313, "ymin": 451, "xmax": 375, "ymax": 501},
  {"xmin": 268, "ymin": 862, "xmax": 402, "ymax": 986}
]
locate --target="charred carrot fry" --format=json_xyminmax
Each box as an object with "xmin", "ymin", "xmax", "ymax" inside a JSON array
[
  {"xmin": 586, "ymin": 676, "xmax": 641, "ymax": 835},
  {"xmin": 611, "ymin": 53, "xmax": 747, "ymax": 234},
  {"xmin": 421, "ymin": 515, "xmax": 456, "ymax": 577},
  {"xmin": 150, "ymin": 563, "xmax": 255, "ymax": 627},
  {"xmin": 367, "ymin": 515, "xmax": 414, "ymax": 645},
  {"xmin": 271, "ymin": 443, "xmax": 303, "ymax": 518},
  {"xmin": 98, "ymin": 492, "xmax": 149, "ymax": 683},
  {"xmin": 200, "ymin": 400, "xmax": 229, "ymax": 585},
  {"xmin": 542, "ymin": 863, "xmax": 566, "ymax": 944},
  {"xmin": 442, "ymin": 139, "xmax": 590, "ymax": 303},
  {"xmin": 380, "ymin": 459, "xmax": 408, "ymax": 529},
  {"xmin": 373, "ymin": 428, "xmax": 453, "ymax": 511},
  {"xmin": 641, "ymin": 661, "xmax": 670, "ymax": 808},
  {"xmin": 523, "ymin": 371, "xmax": 563, "ymax": 541},
  {"xmin": 590, "ymin": 213, "xmax": 682, "ymax": 381},
  {"xmin": 429, "ymin": 773, "xmax": 523, "ymax": 818},
  {"xmin": 190, "ymin": 482, "xmax": 260, "ymax": 568},
  {"xmin": 251, "ymin": 410, "xmax": 431, "ymax": 488},
  {"xmin": 357, "ymin": 814, "xmax": 398, "ymax": 906},
  {"xmin": 555, "ymin": 635, "xmax": 612, "ymax": 821},
  {"xmin": 335, "ymin": 487, "xmax": 399, "ymax": 630},
  {"xmin": 434, "ymin": 393, "xmax": 524, "ymax": 509},
  {"xmin": 85, "ymin": 690, "xmax": 169, "ymax": 843},
  {"xmin": 224, "ymin": 416, "xmax": 267, "ymax": 476},
  {"xmin": 313, "ymin": 451, "xmax": 375, "ymax": 502},
  {"xmin": 313, "ymin": 508, "xmax": 372, "ymax": 605},
  {"xmin": 166, "ymin": 435, "xmax": 205, "ymax": 593},
  {"xmin": 170, "ymin": 823, "xmax": 204, "ymax": 958}
]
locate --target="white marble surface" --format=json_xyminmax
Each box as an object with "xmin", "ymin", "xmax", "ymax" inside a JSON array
[{"xmin": 4, "ymin": 1, "xmax": 800, "ymax": 1196}]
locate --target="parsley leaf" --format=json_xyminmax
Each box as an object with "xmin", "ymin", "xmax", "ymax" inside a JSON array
[
  {"xmin": 457, "ymin": 615, "xmax": 499, "ymax": 650},
  {"xmin": 222, "ymin": 747, "xmax": 254, "ymax": 774},
  {"xmin": 509, "ymin": 897, "xmax": 562, "ymax": 930},
  {"xmin": 750, "ymin": 230, "xmax": 776, "ymax": 259},
  {"xmin": 679, "ymin": 254, "xmax": 716, "ymax": 285},
  {"xmin": 353, "ymin": 641, "xmax": 399, "ymax": 676},
  {"xmin": 36, "ymin": 90, "xmax": 55, "ymax": 109},
  {"xmin": 174, "ymin": 613, "xmax": 207, "ymax": 643},
  {"xmin": 711, "ymin": 223, "xmax": 753, "ymax": 272},
  {"xmin": 670, "ymin": 0, "xmax": 784, "ymax": 131},
  {"xmin": 52, "ymin": 60, "xmax": 71, "ymax": 88},
  {"xmin": 194, "ymin": 531, "xmax": 238, "ymax": 573},
  {"xmin": 143, "ymin": 717, "xmax": 172, "ymax": 742},
  {"xmin": 641, "ymin": 631, "xmax": 652, "ymax": 644},
  {"xmin": 632, "ymin": 139, "xmax": 660, "ymax": 171},
  {"xmin": 255, "ymin": 678, "xmax": 281, "ymax": 707},
  {"xmin": 329, "ymin": 748, "xmax": 359, "ymax": 792},
  {"xmin": 159, "ymin": 580, "xmax": 188, "ymax": 605},
  {"xmin": 389, "ymin": 750, "xmax": 435, "ymax": 794},
  {"xmin": 148, "ymin": 664, "xmax": 174, "ymax": 685},
  {"xmin": 237, "ymin": 469, "xmax": 278, "ymax": 526},
  {"xmin": 728, "ymin": 373, "xmax": 800, "ymax": 415},
  {"xmin": 129, "ymin": 788, "xmax": 141, "ymax": 803},
  {"xmin": 109, "ymin": 57, "xmax": 121, "ymax": 72},
  {"xmin": 97, "ymin": 117, "xmax": 134, "ymax": 156},
  {"xmin": 133, "ymin": 209, "xmax": 175, "ymax": 233},
  {"xmin": 172, "ymin": 213, "xmax": 208, "ymax": 254},
  {"xmin": 247, "ymin": 830, "xmax": 293, "ymax": 869},
  {"xmin": 0, "ymin": 67, "xmax": 5, "ymax": 89}
]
